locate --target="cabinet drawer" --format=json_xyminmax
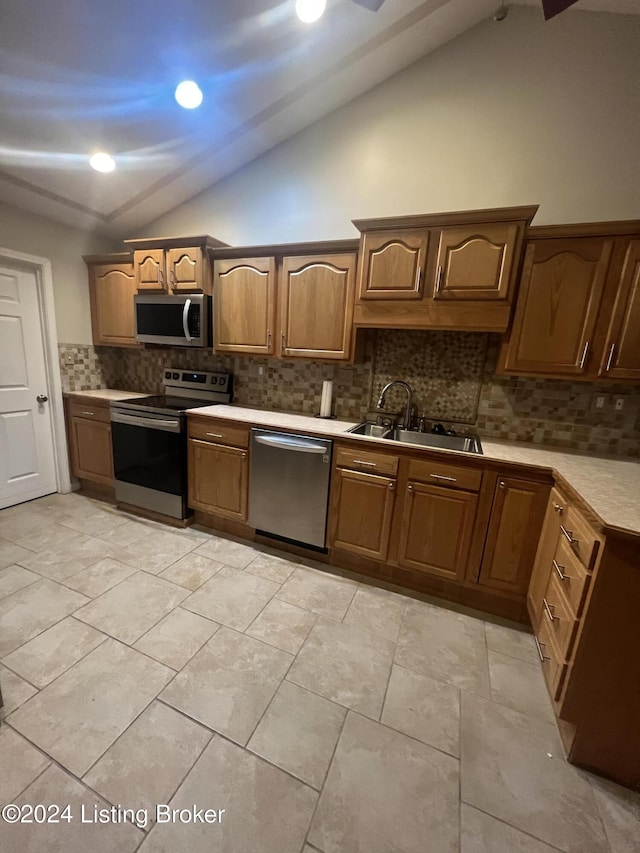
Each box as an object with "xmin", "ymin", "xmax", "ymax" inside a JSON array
[
  {"xmin": 535, "ymin": 615, "xmax": 567, "ymax": 701},
  {"xmin": 551, "ymin": 536, "xmax": 591, "ymax": 618},
  {"xmin": 407, "ymin": 458, "xmax": 482, "ymax": 492},
  {"xmin": 336, "ymin": 446, "xmax": 399, "ymax": 477},
  {"xmin": 558, "ymin": 504, "xmax": 601, "ymax": 570},
  {"xmin": 68, "ymin": 400, "xmax": 111, "ymax": 423},
  {"xmin": 188, "ymin": 419, "xmax": 249, "ymax": 448},
  {"xmin": 541, "ymin": 572, "xmax": 579, "ymax": 659}
]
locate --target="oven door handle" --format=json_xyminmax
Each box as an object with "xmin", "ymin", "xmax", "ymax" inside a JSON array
[
  {"xmin": 182, "ymin": 299, "xmax": 193, "ymax": 342},
  {"xmin": 111, "ymin": 411, "xmax": 182, "ymax": 433}
]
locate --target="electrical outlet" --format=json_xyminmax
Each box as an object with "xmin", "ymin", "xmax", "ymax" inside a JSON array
[
  {"xmin": 594, "ymin": 395, "xmax": 606, "ymax": 410},
  {"xmin": 64, "ymin": 353, "xmax": 74, "ymax": 365},
  {"xmin": 614, "ymin": 397, "xmax": 625, "ymax": 411},
  {"xmin": 258, "ymin": 366, "xmax": 264, "ymax": 376}
]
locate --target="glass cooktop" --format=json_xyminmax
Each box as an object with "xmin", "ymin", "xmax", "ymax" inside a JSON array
[{"xmin": 131, "ymin": 395, "xmax": 216, "ymax": 412}]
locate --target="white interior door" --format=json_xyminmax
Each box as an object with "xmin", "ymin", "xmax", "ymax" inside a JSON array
[{"xmin": 0, "ymin": 263, "xmax": 58, "ymax": 508}]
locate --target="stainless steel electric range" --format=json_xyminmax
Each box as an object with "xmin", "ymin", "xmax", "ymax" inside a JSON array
[{"xmin": 110, "ymin": 369, "xmax": 232, "ymax": 519}]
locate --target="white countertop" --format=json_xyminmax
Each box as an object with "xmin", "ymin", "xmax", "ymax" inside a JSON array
[
  {"xmin": 189, "ymin": 404, "xmax": 640, "ymax": 535},
  {"xmin": 65, "ymin": 389, "xmax": 149, "ymax": 402}
]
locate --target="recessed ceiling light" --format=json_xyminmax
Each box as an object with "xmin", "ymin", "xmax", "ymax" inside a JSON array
[
  {"xmin": 89, "ymin": 152, "xmax": 116, "ymax": 173},
  {"xmin": 295, "ymin": 0, "xmax": 326, "ymax": 23},
  {"xmin": 175, "ymin": 80, "xmax": 203, "ymax": 109}
]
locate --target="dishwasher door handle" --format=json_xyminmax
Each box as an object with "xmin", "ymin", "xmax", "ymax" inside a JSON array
[{"xmin": 254, "ymin": 434, "xmax": 329, "ymax": 454}]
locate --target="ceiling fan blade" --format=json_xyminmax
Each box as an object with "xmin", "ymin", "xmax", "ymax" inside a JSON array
[
  {"xmin": 541, "ymin": 0, "xmax": 579, "ymax": 20},
  {"xmin": 350, "ymin": 0, "xmax": 387, "ymax": 10}
]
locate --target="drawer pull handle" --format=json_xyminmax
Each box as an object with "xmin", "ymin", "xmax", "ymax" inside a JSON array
[
  {"xmin": 206, "ymin": 433, "xmax": 223, "ymax": 439},
  {"xmin": 353, "ymin": 459, "xmax": 376, "ymax": 467},
  {"xmin": 543, "ymin": 598, "xmax": 557, "ymax": 623},
  {"xmin": 560, "ymin": 525, "xmax": 577, "ymax": 545},
  {"xmin": 430, "ymin": 474, "xmax": 456, "ymax": 482},
  {"xmin": 534, "ymin": 636, "xmax": 550, "ymax": 663},
  {"xmin": 552, "ymin": 559, "xmax": 566, "ymax": 581},
  {"xmin": 81, "ymin": 411, "xmax": 95, "ymax": 416},
  {"xmin": 553, "ymin": 502, "xmax": 564, "ymax": 515}
]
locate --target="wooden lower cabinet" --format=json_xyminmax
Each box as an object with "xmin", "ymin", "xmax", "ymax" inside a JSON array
[
  {"xmin": 70, "ymin": 416, "xmax": 113, "ymax": 486},
  {"xmin": 527, "ymin": 485, "xmax": 566, "ymax": 627},
  {"xmin": 477, "ymin": 477, "xmax": 550, "ymax": 596},
  {"xmin": 330, "ymin": 468, "xmax": 396, "ymax": 561},
  {"xmin": 188, "ymin": 439, "xmax": 248, "ymax": 521},
  {"xmin": 397, "ymin": 481, "xmax": 477, "ymax": 582}
]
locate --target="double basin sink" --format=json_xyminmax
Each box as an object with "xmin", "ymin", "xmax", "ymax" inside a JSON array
[{"xmin": 348, "ymin": 422, "xmax": 483, "ymax": 454}]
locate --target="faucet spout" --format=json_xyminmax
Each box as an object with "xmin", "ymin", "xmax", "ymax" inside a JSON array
[{"xmin": 376, "ymin": 380, "xmax": 414, "ymax": 430}]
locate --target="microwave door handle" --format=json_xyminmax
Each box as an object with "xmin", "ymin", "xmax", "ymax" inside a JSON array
[{"xmin": 182, "ymin": 298, "xmax": 193, "ymax": 342}]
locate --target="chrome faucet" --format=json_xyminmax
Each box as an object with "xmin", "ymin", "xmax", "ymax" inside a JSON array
[{"xmin": 376, "ymin": 381, "xmax": 414, "ymax": 429}]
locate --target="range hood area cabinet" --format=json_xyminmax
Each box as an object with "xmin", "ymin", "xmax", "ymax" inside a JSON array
[
  {"xmin": 124, "ymin": 235, "xmax": 228, "ymax": 295},
  {"xmin": 352, "ymin": 205, "xmax": 538, "ymax": 332},
  {"xmin": 84, "ymin": 253, "xmax": 141, "ymax": 348},
  {"xmin": 211, "ymin": 241, "xmax": 360, "ymax": 362},
  {"xmin": 497, "ymin": 223, "xmax": 640, "ymax": 381}
]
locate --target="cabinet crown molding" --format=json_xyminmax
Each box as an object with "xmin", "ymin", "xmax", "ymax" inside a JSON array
[{"xmin": 352, "ymin": 204, "xmax": 540, "ymax": 234}]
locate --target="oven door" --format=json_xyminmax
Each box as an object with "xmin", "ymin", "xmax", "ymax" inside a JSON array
[
  {"xmin": 110, "ymin": 410, "xmax": 188, "ymax": 518},
  {"xmin": 134, "ymin": 294, "xmax": 209, "ymax": 347}
]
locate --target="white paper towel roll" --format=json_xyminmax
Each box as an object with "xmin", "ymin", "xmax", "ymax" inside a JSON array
[{"xmin": 320, "ymin": 380, "xmax": 333, "ymax": 417}]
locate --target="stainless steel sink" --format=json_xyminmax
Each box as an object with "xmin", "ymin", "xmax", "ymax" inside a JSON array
[
  {"xmin": 347, "ymin": 422, "xmax": 391, "ymax": 438},
  {"xmin": 347, "ymin": 422, "xmax": 483, "ymax": 454},
  {"xmin": 387, "ymin": 428, "xmax": 483, "ymax": 454}
]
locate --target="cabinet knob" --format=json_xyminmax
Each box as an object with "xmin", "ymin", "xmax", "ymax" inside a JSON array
[
  {"xmin": 36, "ymin": 394, "xmax": 49, "ymax": 403},
  {"xmin": 553, "ymin": 503, "xmax": 564, "ymax": 515},
  {"xmin": 499, "ymin": 481, "xmax": 506, "ymax": 489},
  {"xmin": 407, "ymin": 484, "xmax": 413, "ymax": 492},
  {"xmin": 388, "ymin": 482, "xmax": 395, "ymax": 491}
]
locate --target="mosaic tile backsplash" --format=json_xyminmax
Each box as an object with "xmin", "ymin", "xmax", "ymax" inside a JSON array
[{"xmin": 58, "ymin": 333, "xmax": 640, "ymax": 459}]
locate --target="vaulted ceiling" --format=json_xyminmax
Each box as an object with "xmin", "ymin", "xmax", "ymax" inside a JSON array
[{"xmin": 0, "ymin": 0, "xmax": 635, "ymax": 237}]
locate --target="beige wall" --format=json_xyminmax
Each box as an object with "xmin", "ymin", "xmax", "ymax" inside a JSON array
[
  {"xmin": 139, "ymin": 7, "xmax": 640, "ymax": 245},
  {"xmin": 0, "ymin": 202, "xmax": 114, "ymax": 344}
]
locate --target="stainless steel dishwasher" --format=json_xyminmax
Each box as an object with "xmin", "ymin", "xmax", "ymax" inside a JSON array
[{"xmin": 249, "ymin": 429, "xmax": 333, "ymax": 549}]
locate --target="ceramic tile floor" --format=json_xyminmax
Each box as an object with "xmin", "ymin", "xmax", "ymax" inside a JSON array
[{"xmin": 0, "ymin": 492, "xmax": 638, "ymax": 853}]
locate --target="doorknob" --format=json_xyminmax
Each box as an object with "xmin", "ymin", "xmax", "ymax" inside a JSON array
[{"xmin": 37, "ymin": 394, "xmax": 48, "ymax": 403}]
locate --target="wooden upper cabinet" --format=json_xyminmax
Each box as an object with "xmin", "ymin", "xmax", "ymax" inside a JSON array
[
  {"xmin": 134, "ymin": 249, "xmax": 167, "ymax": 292},
  {"xmin": 478, "ymin": 477, "xmax": 550, "ymax": 597},
  {"xmin": 166, "ymin": 247, "xmax": 207, "ymax": 292},
  {"xmin": 214, "ymin": 257, "xmax": 276, "ymax": 355},
  {"xmin": 280, "ymin": 253, "xmax": 356, "ymax": 360},
  {"xmin": 499, "ymin": 238, "xmax": 613, "ymax": 377},
  {"xmin": 87, "ymin": 259, "xmax": 140, "ymax": 348},
  {"xmin": 397, "ymin": 481, "xmax": 477, "ymax": 582},
  {"xmin": 433, "ymin": 223, "xmax": 518, "ymax": 301},
  {"xmin": 357, "ymin": 230, "xmax": 429, "ymax": 301},
  {"xmin": 599, "ymin": 239, "xmax": 640, "ymax": 380}
]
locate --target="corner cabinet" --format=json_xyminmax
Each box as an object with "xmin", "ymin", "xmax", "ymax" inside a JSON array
[
  {"xmin": 498, "ymin": 222, "xmax": 640, "ymax": 381},
  {"xmin": 85, "ymin": 254, "xmax": 140, "ymax": 348},
  {"xmin": 353, "ymin": 206, "xmax": 537, "ymax": 332}
]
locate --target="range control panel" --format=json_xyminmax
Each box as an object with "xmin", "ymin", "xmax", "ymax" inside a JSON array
[{"xmin": 163, "ymin": 370, "xmax": 231, "ymax": 392}]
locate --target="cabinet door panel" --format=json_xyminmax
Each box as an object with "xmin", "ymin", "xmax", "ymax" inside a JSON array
[
  {"xmin": 214, "ymin": 258, "xmax": 276, "ymax": 354},
  {"xmin": 71, "ymin": 418, "xmax": 113, "ymax": 485},
  {"xmin": 357, "ymin": 230, "xmax": 429, "ymax": 300},
  {"xmin": 434, "ymin": 223, "xmax": 517, "ymax": 301},
  {"xmin": 397, "ymin": 482, "xmax": 477, "ymax": 581},
  {"xmin": 281, "ymin": 254, "xmax": 355, "ymax": 360},
  {"xmin": 89, "ymin": 263, "xmax": 139, "ymax": 347},
  {"xmin": 167, "ymin": 248, "xmax": 205, "ymax": 293},
  {"xmin": 600, "ymin": 239, "xmax": 640, "ymax": 380},
  {"xmin": 502, "ymin": 238, "xmax": 612, "ymax": 376},
  {"xmin": 330, "ymin": 468, "xmax": 395, "ymax": 561},
  {"xmin": 134, "ymin": 249, "xmax": 167, "ymax": 292},
  {"xmin": 187, "ymin": 439, "xmax": 248, "ymax": 520},
  {"xmin": 479, "ymin": 477, "xmax": 549, "ymax": 596}
]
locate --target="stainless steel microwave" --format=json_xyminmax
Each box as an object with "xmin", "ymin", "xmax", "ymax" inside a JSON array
[{"xmin": 134, "ymin": 294, "xmax": 211, "ymax": 347}]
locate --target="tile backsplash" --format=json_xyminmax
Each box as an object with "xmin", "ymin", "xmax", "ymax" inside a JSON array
[{"xmin": 58, "ymin": 333, "xmax": 640, "ymax": 458}]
